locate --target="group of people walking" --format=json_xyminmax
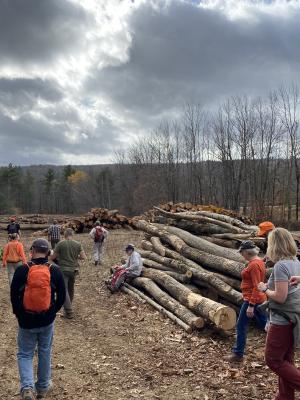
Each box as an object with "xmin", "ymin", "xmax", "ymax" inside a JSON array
[
  {"xmin": 3, "ymin": 215, "xmax": 300, "ymax": 400},
  {"xmin": 2, "ymin": 218, "xmax": 111, "ymax": 400},
  {"xmin": 227, "ymin": 222, "xmax": 300, "ymax": 400}
]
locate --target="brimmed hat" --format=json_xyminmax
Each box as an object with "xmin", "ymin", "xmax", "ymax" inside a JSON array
[
  {"xmin": 257, "ymin": 221, "xmax": 275, "ymax": 237},
  {"xmin": 239, "ymin": 240, "xmax": 256, "ymax": 253},
  {"xmin": 125, "ymin": 244, "xmax": 135, "ymax": 252},
  {"xmin": 30, "ymin": 238, "xmax": 50, "ymax": 253}
]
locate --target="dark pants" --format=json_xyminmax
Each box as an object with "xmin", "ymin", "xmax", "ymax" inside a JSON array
[
  {"xmin": 63, "ymin": 272, "xmax": 75, "ymax": 315},
  {"xmin": 51, "ymin": 239, "xmax": 60, "ymax": 250},
  {"xmin": 265, "ymin": 323, "xmax": 300, "ymax": 400},
  {"xmin": 233, "ymin": 301, "xmax": 267, "ymax": 357}
]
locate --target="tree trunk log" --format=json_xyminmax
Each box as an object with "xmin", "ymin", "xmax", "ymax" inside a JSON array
[
  {"xmin": 141, "ymin": 269, "xmax": 236, "ymax": 330},
  {"xmin": 124, "ymin": 283, "xmax": 193, "ymax": 332},
  {"xmin": 193, "ymin": 210, "xmax": 257, "ymax": 231},
  {"xmin": 201, "ymin": 236, "xmax": 238, "ymax": 249},
  {"xmin": 140, "ymin": 236, "xmax": 243, "ymax": 305},
  {"xmin": 133, "ymin": 220, "xmax": 244, "ymax": 279},
  {"xmin": 132, "ymin": 276, "xmax": 204, "ymax": 329},
  {"xmin": 153, "ymin": 207, "xmax": 245, "ymax": 234},
  {"xmin": 139, "ymin": 249, "xmax": 191, "ymax": 275},
  {"xmin": 157, "ymin": 224, "xmax": 243, "ymax": 262},
  {"xmin": 150, "ymin": 236, "xmax": 166, "ymax": 256},
  {"xmin": 152, "ymin": 217, "xmax": 230, "ymax": 235},
  {"xmin": 142, "ymin": 258, "xmax": 174, "ymax": 272},
  {"xmin": 164, "ymin": 271, "xmax": 192, "ymax": 284}
]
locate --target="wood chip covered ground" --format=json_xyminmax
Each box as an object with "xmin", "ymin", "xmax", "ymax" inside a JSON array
[{"xmin": 0, "ymin": 230, "xmax": 286, "ymax": 399}]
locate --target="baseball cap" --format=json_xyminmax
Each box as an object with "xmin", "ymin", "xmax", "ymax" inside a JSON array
[
  {"xmin": 30, "ymin": 238, "xmax": 50, "ymax": 253},
  {"xmin": 125, "ymin": 244, "xmax": 135, "ymax": 252},
  {"xmin": 238, "ymin": 240, "xmax": 256, "ymax": 252},
  {"xmin": 257, "ymin": 221, "xmax": 275, "ymax": 237}
]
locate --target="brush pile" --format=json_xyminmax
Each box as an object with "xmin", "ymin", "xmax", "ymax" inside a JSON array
[{"xmin": 125, "ymin": 204, "xmax": 265, "ymax": 333}]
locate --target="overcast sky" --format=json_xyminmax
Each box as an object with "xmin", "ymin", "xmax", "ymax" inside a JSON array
[{"xmin": 0, "ymin": 0, "xmax": 299, "ymax": 165}]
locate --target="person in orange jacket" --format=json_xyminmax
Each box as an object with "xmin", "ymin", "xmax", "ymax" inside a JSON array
[
  {"xmin": 2, "ymin": 233, "xmax": 27, "ymax": 286},
  {"xmin": 225, "ymin": 241, "xmax": 267, "ymax": 363}
]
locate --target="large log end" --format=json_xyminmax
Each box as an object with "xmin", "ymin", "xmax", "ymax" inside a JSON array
[{"xmin": 211, "ymin": 306, "xmax": 236, "ymax": 331}]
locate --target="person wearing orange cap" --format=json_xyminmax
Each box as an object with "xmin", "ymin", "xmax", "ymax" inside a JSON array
[
  {"xmin": 257, "ymin": 221, "xmax": 275, "ymax": 261},
  {"xmin": 257, "ymin": 221, "xmax": 275, "ymax": 238}
]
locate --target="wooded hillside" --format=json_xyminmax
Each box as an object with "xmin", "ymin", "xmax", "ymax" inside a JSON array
[{"xmin": 2, "ymin": 88, "xmax": 300, "ymax": 225}]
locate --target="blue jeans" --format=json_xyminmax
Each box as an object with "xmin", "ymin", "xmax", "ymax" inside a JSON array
[
  {"xmin": 17, "ymin": 323, "xmax": 54, "ymax": 392},
  {"xmin": 233, "ymin": 301, "xmax": 267, "ymax": 357}
]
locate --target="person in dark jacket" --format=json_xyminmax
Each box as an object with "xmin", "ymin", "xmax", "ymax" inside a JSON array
[
  {"xmin": 7, "ymin": 216, "xmax": 21, "ymax": 237},
  {"xmin": 11, "ymin": 238, "xmax": 66, "ymax": 400}
]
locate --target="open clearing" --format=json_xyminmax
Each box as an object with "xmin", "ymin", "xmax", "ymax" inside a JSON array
[{"xmin": 0, "ymin": 230, "xmax": 281, "ymax": 399}]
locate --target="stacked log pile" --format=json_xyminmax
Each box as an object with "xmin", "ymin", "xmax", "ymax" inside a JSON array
[
  {"xmin": 1, "ymin": 208, "xmax": 131, "ymax": 233},
  {"xmin": 124, "ymin": 206, "xmax": 263, "ymax": 333},
  {"xmin": 137, "ymin": 201, "xmax": 254, "ymax": 226},
  {"xmin": 83, "ymin": 208, "xmax": 131, "ymax": 230}
]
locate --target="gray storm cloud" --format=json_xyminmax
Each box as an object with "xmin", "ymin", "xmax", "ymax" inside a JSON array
[{"xmin": 0, "ymin": 0, "xmax": 299, "ymax": 165}]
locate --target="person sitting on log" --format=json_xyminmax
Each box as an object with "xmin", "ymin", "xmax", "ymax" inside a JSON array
[
  {"xmin": 225, "ymin": 240, "xmax": 267, "ymax": 363},
  {"xmin": 107, "ymin": 244, "xmax": 143, "ymax": 293},
  {"xmin": 89, "ymin": 221, "xmax": 108, "ymax": 266}
]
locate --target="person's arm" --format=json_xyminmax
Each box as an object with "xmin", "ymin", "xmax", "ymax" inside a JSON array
[
  {"xmin": 249, "ymin": 264, "xmax": 264, "ymax": 305},
  {"xmin": 258, "ymin": 262, "xmax": 289, "ymax": 304},
  {"xmin": 290, "ymin": 276, "xmax": 300, "ymax": 286},
  {"xmin": 126, "ymin": 253, "xmax": 139, "ymax": 272},
  {"xmin": 258, "ymin": 281, "xmax": 288, "ymax": 304},
  {"xmin": 79, "ymin": 249, "xmax": 86, "ymax": 260},
  {"xmin": 18, "ymin": 243, "xmax": 27, "ymax": 265},
  {"xmin": 51, "ymin": 267, "xmax": 66, "ymax": 312},
  {"xmin": 50, "ymin": 250, "xmax": 58, "ymax": 261},
  {"xmin": 89, "ymin": 228, "xmax": 95, "ymax": 239},
  {"xmin": 10, "ymin": 266, "xmax": 27, "ymax": 316},
  {"xmin": 2, "ymin": 244, "xmax": 9, "ymax": 267}
]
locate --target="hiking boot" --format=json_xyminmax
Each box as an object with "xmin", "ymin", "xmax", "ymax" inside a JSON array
[
  {"xmin": 94, "ymin": 261, "xmax": 98, "ymax": 266},
  {"xmin": 36, "ymin": 381, "xmax": 53, "ymax": 399},
  {"xmin": 224, "ymin": 353, "xmax": 244, "ymax": 363},
  {"xmin": 61, "ymin": 311, "xmax": 74, "ymax": 319},
  {"xmin": 21, "ymin": 388, "xmax": 36, "ymax": 400}
]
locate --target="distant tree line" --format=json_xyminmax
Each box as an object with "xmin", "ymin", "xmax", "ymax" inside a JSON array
[{"xmin": 1, "ymin": 85, "xmax": 300, "ymax": 225}]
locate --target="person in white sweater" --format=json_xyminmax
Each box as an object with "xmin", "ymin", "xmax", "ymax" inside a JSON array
[{"xmin": 89, "ymin": 221, "xmax": 108, "ymax": 266}]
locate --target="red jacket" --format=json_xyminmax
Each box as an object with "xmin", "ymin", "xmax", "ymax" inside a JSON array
[{"xmin": 241, "ymin": 258, "xmax": 267, "ymax": 305}]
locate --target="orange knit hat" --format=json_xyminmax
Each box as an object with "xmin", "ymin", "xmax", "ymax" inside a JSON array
[{"xmin": 257, "ymin": 221, "xmax": 275, "ymax": 237}]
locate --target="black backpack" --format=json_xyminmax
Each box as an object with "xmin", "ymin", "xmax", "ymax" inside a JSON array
[{"xmin": 8, "ymin": 222, "xmax": 18, "ymax": 234}]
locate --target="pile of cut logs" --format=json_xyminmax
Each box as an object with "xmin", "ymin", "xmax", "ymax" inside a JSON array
[
  {"xmin": 83, "ymin": 208, "xmax": 131, "ymax": 230},
  {"xmin": 137, "ymin": 201, "xmax": 254, "ymax": 226},
  {"xmin": 123, "ymin": 206, "xmax": 265, "ymax": 333},
  {"xmin": 1, "ymin": 208, "xmax": 131, "ymax": 234}
]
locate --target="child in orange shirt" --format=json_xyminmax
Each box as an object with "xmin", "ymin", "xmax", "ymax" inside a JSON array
[{"xmin": 2, "ymin": 233, "xmax": 27, "ymax": 285}]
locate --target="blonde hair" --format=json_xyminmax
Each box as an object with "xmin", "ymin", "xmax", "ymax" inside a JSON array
[{"xmin": 267, "ymin": 227, "xmax": 297, "ymax": 263}]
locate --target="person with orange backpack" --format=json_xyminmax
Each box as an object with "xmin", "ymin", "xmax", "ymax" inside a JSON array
[
  {"xmin": 89, "ymin": 221, "xmax": 108, "ymax": 266},
  {"xmin": 10, "ymin": 238, "xmax": 66, "ymax": 400},
  {"xmin": 2, "ymin": 233, "xmax": 27, "ymax": 285}
]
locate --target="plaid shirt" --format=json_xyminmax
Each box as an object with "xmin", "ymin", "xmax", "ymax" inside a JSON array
[{"xmin": 48, "ymin": 224, "xmax": 61, "ymax": 240}]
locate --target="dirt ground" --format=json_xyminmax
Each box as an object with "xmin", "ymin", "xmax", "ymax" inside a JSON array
[{"xmin": 0, "ymin": 230, "xmax": 289, "ymax": 399}]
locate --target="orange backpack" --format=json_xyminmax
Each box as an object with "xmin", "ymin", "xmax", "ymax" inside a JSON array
[{"xmin": 23, "ymin": 262, "xmax": 52, "ymax": 313}]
